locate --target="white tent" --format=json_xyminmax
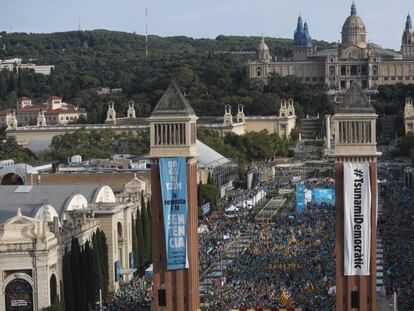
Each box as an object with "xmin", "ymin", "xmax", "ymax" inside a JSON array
[{"xmin": 225, "ymin": 205, "xmax": 239, "ymax": 212}]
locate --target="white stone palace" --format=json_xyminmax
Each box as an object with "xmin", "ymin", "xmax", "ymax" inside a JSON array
[{"xmin": 249, "ymin": 2, "xmax": 414, "ymax": 90}]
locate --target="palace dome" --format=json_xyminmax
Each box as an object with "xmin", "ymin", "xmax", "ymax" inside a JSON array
[{"xmin": 341, "ymin": 2, "xmax": 367, "ymax": 48}]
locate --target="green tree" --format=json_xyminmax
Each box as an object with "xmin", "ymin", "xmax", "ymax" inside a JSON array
[{"xmin": 135, "ymin": 208, "xmax": 145, "ymax": 270}]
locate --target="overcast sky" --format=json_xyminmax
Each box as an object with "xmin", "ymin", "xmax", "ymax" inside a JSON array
[{"xmin": 0, "ymin": 0, "xmax": 412, "ymax": 50}]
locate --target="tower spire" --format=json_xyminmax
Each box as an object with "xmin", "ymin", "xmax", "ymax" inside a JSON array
[
  {"xmin": 351, "ymin": 0, "xmax": 357, "ymax": 16},
  {"xmin": 406, "ymin": 13, "xmax": 412, "ymax": 30}
]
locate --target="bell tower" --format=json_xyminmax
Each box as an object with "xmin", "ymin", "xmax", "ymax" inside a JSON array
[
  {"xmin": 334, "ymin": 83, "xmax": 380, "ymax": 311},
  {"xmin": 148, "ymin": 81, "xmax": 199, "ymax": 311}
]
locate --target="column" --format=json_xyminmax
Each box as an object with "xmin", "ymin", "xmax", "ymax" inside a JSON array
[{"xmin": 326, "ymin": 115, "xmax": 331, "ymax": 150}]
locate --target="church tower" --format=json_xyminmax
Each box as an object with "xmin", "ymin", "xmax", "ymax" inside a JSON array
[
  {"xmin": 334, "ymin": 83, "xmax": 380, "ymax": 311},
  {"xmin": 148, "ymin": 81, "xmax": 199, "ymax": 311},
  {"xmin": 105, "ymin": 101, "xmax": 117, "ymax": 124},
  {"xmin": 401, "ymin": 14, "xmax": 414, "ymax": 59},
  {"xmin": 293, "ymin": 16, "xmax": 313, "ymax": 61}
]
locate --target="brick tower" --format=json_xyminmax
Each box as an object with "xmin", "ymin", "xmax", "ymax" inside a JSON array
[
  {"xmin": 334, "ymin": 83, "xmax": 380, "ymax": 311},
  {"xmin": 148, "ymin": 82, "xmax": 199, "ymax": 311}
]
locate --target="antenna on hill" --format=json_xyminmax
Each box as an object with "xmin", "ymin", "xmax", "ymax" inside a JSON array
[
  {"xmin": 145, "ymin": 8, "xmax": 149, "ymax": 57},
  {"xmin": 78, "ymin": 18, "xmax": 81, "ymax": 31}
]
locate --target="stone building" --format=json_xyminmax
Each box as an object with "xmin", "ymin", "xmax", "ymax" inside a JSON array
[
  {"xmin": 0, "ymin": 178, "xmax": 144, "ymax": 310},
  {"xmin": 0, "ymin": 58, "xmax": 54, "ymax": 75},
  {"xmin": 249, "ymin": 2, "xmax": 414, "ymax": 90},
  {"xmin": 0, "ymin": 96, "xmax": 87, "ymax": 128},
  {"xmin": 404, "ymin": 96, "xmax": 414, "ymax": 134}
]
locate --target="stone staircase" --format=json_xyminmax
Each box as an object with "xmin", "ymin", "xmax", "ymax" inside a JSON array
[{"xmin": 300, "ymin": 117, "xmax": 324, "ymax": 140}]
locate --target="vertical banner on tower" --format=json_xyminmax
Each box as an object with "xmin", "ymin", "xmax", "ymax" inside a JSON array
[
  {"xmin": 159, "ymin": 157, "xmax": 189, "ymax": 270},
  {"xmin": 296, "ymin": 183, "xmax": 305, "ymax": 212},
  {"xmin": 343, "ymin": 162, "xmax": 371, "ymax": 276}
]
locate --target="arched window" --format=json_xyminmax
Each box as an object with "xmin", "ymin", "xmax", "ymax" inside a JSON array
[
  {"xmin": 117, "ymin": 222, "xmax": 123, "ymax": 242},
  {"xmin": 1, "ymin": 173, "xmax": 24, "ymax": 185},
  {"xmin": 50, "ymin": 274, "xmax": 57, "ymax": 305},
  {"xmin": 5, "ymin": 279, "xmax": 33, "ymax": 311},
  {"xmin": 329, "ymin": 66, "xmax": 335, "ymax": 76},
  {"xmin": 373, "ymin": 65, "xmax": 378, "ymax": 76}
]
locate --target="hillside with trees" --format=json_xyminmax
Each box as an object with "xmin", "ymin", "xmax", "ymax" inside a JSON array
[{"xmin": 0, "ymin": 30, "xmax": 333, "ymax": 122}]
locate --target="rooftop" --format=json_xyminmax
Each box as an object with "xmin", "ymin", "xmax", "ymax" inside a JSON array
[{"xmin": 150, "ymin": 81, "xmax": 196, "ymax": 118}]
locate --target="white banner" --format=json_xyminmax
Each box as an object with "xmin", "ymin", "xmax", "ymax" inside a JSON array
[{"xmin": 344, "ymin": 162, "xmax": 371, "ymax": 276}]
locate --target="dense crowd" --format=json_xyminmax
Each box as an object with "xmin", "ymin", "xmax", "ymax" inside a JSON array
[
  {"xmin": 107, "ymin": 172, "xmax": 338, "ymax": 311},
  {"xmin": 106, "ymin": 276, "xmax": 152, "ymax": 311},
  {"xmin": 380, "ymin": 181, "xmax": 414, "ymax": 310},
  {"xmin": 202, "ymin": 204, "xmax": 336, "ymax": 310}
]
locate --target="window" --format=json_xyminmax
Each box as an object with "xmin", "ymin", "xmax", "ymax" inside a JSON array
[
  {"xmin": 399, "ymin": 76, "xmax": 403, "ymax": 81},
  {"xmin": 341, "ymin": 66, "xmax": 346, "ymax": 76},
  {"xmin": 351, "ymin": 66, "xmax": 357, "ymax": 76},
  {"xmin": 391, "ymin": 77, "xmax": 396, "ymax": 80},
  {"xmin": 384, "ymin": 77, "xmax": 389, "ymax": 81}
]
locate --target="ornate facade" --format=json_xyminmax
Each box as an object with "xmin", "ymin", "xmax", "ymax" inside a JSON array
[
  {"xmin": 249, "ymin": 2, "xmax": 414, "ymax": 90},
  {"xmin": 404, "ymin": 96, "xmax": 414, "ymax": 134}
]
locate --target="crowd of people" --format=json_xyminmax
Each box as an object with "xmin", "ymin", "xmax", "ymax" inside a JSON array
[
  {"xmin": 202, "ymin": 204, "xmax": 336, "ymax": 310},
  {"xmin": 380, "ymin": 180, "xmax": 414, "ymax": 310},
  {"xmin": 106, "ymin": 276, "xmax": 152, "ymax": 311}
]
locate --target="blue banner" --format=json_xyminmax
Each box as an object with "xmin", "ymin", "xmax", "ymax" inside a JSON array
[
  {"xmin": 159, "ymin": 157, "xmax": 189, "ymax": 270},
  {"xmin": 129, "ymin": 252, "xmax": 134, "ymax": 269},
  {"xmin": 201, "ymin": 202, "xmax": 211, "ymax": 215},
  {"xmin": 312, "ymin": 188, "xmax": 335, "ymax": 206},
  {"xmin": 296, "ymin": 183, "xmax": 305, "ymax": 212},
  {"xmin": 114, "ymin": 261, "xmax": 121, "ymax": 282}
]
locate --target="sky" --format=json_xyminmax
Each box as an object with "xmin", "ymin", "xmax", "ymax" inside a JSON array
[{"xmin": 0, "ymin": 0, "xmax": 412, "ymax": 50}]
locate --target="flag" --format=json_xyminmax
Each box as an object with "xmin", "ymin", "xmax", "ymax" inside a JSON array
[
  {"xmin": 279, "ymin": 288, "xmax": 293, "ymax": 306},
  {"xmin": 305, "ymin": 281, "xmax": 316, "ymax": 292}
]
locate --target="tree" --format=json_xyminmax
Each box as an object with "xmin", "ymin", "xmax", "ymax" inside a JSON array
[
  {"xmin": 70, "ymin": 238, "xmax": 85, "ymax": 310},
  {"xmin": 146, "ymin": 198, "xmax": 152, "ymax": 262},
  {"xmin": 135, "ymin": 207, "xmax": 145, "ymax": 270},
  {"xmin": 62, "ymin": 250, "xmax": 73, "ymax": 311},
  {"xmin": 141, "ymin": 192, "xmax": 151, "ymax": 265}
]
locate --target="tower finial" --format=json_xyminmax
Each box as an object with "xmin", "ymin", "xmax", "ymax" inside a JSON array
[
  {"xmin": 406, "ymin": 13, "xmax": 412, "ymax": 30},
  {"xmin": 351, "ymin": 0, "xmax": 357, "ymax": 16}
]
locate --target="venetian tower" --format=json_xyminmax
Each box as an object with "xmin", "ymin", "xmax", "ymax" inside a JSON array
[
  {"xmin": 148, "ymin": 82, "xmax": 199, "ymax": 311},
  {"xmin": 334, "ymin": 83, "xmax": 380, "ymax": 311}
]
